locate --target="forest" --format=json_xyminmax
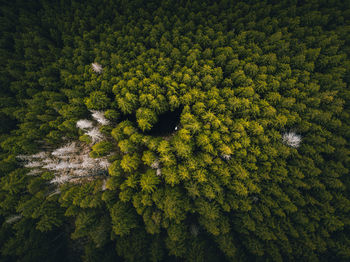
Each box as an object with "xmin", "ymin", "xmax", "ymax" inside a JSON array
[{"xmin": 0, "ymin": 0, "xmax": 350, "ymax": 261}]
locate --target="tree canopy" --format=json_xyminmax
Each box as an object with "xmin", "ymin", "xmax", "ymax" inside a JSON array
[{"xmin": 0, "ymin": 0, "xmax": 350, "ymax": 261}]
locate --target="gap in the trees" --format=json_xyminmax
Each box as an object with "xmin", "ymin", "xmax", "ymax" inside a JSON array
[
  {"xmin": 118, "ymin": 108, "xmax": 182, "ymax": 136},
  {"xmin": 145, "ymin": 108, "xmax": 182, "ymax": 137},
  {"xmin": 119, "ymin": 112, "xmax": 137, "ymax": 123}
]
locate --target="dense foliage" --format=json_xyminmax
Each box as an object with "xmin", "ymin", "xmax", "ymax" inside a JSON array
[{"xmin": 1, "ymin": 0, "xmax": 350, "ymax": 261}]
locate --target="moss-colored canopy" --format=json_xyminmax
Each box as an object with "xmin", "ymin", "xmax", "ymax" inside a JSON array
[{"xmin": 0, "ymin": 0, "xmax": 350, "ymax": 261}]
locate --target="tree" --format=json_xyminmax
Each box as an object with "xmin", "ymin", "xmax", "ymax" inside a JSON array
[
  {"xmin": 140, "ymin": 169, "xmax": 160, "ymax": 193},
  {"xmin": 136, "ymin": 107, "xmax": 157, "ymax": 131},
  {"xmin": 90, "ymin": 141, "xmax": 114, "ymax": 158},
  {"xmin": 110, "ymin": 202, "xmax": 138, "ymax": 236},
  {"xmin": 85, "ymin": 91, "xmax": 111, "ymax": 110},
  {"xmin": 121, "ymin": 154, "xmax": 140, "ymax": 173}
]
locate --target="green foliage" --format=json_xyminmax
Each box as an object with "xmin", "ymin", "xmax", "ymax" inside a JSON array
[
  {"xmin": 1, "ymin": 0, "xmax": 350, "ymax": 261},
  {"xmin": 121, "ymin": 154, "xmax": 140, "ymax": 173},
  {"xmin": 136, "ymin": 107, "xmax": 157, "ymax": 131},
  {"xmin": 85, "ymin": 91, "xmax": 111, "ymax": 110},
  {"xmin": 90, "ymin": 141, "xmax": 114, "ymax": 158},
  {"xmin": 104, "ymin": 109, "xmax": 120, "ymax": 121},
  {"xmin": 110, "ymin": 202, "xmax": 139, "ymax": 236},
  {"xmin": 140, "ymin": 169, "xmax": 160, "ymax": 193}
]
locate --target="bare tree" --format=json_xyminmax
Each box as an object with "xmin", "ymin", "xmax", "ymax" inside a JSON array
[
  {"xmin": 282, "ymin": 132, "xmax": 302, "ymax": 148},
  {"xmin": 91, "ymin": 62, "xmax": 103, "ymax": 74}
]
